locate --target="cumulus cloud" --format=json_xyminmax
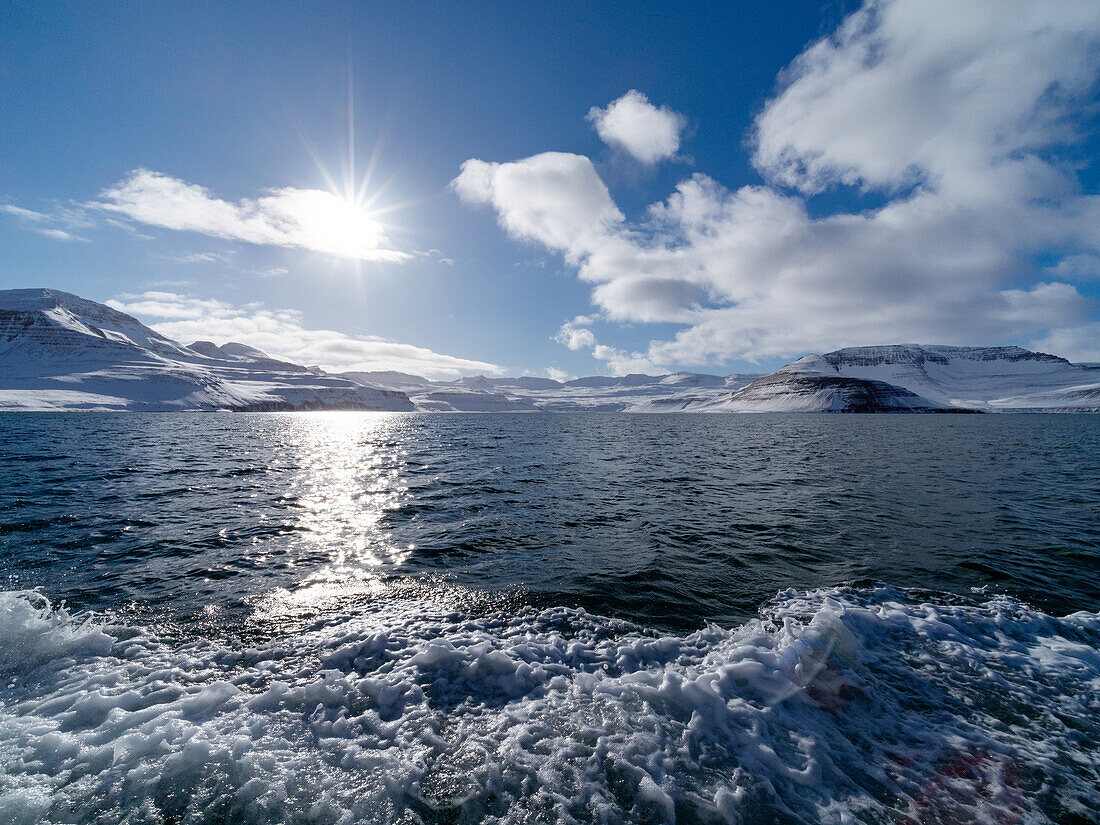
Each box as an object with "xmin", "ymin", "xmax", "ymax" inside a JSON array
[
  {"xmin": 107, "ymin": 292, "xmax": 502, "ymax": 379},
  {"xmin": 587, "ymin": 90, "xmax": 686, "ymax": 163},
  {"xmin": 452, "ymin": 153, "xmax": 623, "ymax": 260},
  {"xmin": 553, "ymin": 318, "xmax": 666, "ymax": 376},
  {"xmin": 752, "ymin": 0, "xmax": 1100, "ymax": 196},
  {"xmin": 94, "ymin": 170, "xmax": 410, "ymax": 262},
  {"xmin": 553, "ymin": 320, "xmax": 597, "ymax": 351},
  {"xmin": 457, "ymin": 0, "xmax": 1100, "ymax": 370},
  {"xmin": 590, "ymin": 345, "xmax": 664, "ymax": 375}
]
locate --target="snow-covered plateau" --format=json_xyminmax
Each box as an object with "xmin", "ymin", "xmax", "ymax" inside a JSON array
[{"xmin": 2, "ymin": 289, "xmax": 1097, "ymax": 412}]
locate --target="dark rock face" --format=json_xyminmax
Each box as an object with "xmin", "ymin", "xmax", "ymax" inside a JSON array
[
  {"xmin": 805, "ymin": 376, "xmax": 971, "ymax": 412},
  {"xmin": 822, "ymin": 345, "xmax": 1070, "ymax": 370},
  {"xmin": 729, "ymin": 373, "xmax": 976, "ymax": 413}
]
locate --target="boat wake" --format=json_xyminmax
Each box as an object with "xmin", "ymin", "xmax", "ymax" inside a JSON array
[{"xmin": 1, "ymin": 585, "xmax": 1098, "ymax": 824}]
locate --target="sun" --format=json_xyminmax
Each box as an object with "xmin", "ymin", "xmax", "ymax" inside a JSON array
[
  {"xmin": 276, "ymin": 188, "xmax": 391, "ymax": 261},
  {"xmin": 289, "ymin": 60, "xmax": 413, "ymax": 265}
]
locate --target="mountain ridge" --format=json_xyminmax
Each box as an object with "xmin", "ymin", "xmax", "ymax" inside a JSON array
[
  {"xmin": 0, "ymin": 288, "xmax": 415, "ymax": 411},
  {"xmin": 1, "ymin": 289, "xmax": 1097, "ymax": 412}
]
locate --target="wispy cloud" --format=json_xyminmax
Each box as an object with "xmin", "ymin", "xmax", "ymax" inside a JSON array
[
  {"xmin": 164, "ymin": 251, "xmax": 234, "ymax": 265},
  {"xmin": 157, "ymin": 250, "xmax": 287, "ymax": 279},
  {"xmin": 0, "ymin": 204, "xmax": 49, "ymax": 221},
  {"xmin": 412, "ymin": 248, "xmax": 455, "ymax": 265},
  {"xmin": 456, "ymin": 0, "xmax": 1100, "ymax": 369},
  {"xmin": 107, "ymin": 291, "xmax": 502, "ymax": 379},
  {"xmin": 102, "ymin": 217, "xmax": 155, "ymax": 239},
  {"xmin": 0, "ymin": 203, "xmax": 89, "ymax": 241},
  {"xmin": 514, "ymin": 258, "xmax": 547, "ymax": 269},
  {"xmin": 94, "ymin": 169, "xmax": 410, "ymax": 262},
  {"xmin": 36, "ymin": 228, "xmax": 87, "ymax": 242},
  {"xmin": 249, "ymin": 266, "xmax": 290, "ymax": 279}
]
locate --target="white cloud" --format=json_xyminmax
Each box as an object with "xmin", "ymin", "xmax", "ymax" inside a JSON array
[
  {"xmin": 165, "ymin": 251, "xmax": 234, "ymax": 264},
  {"xmin": 0, "ymin": 204, "xmax": 49, "ymax": 221},
  {"xmin": 250, "ymin": 266, "xmax": 289, "ymax": 279},
  {"xmin": 36, "ymin": 228, "xmax": 87, "ymax": 242},
  {"xmin": 108, "ymin": 291, "xmax": 231, "ymax": 320},
  {"xmin": 413, "ymin": 248, "xmax": 455, "ymax": 265},
  {"xmin": 553, "ymin": 320, "xmax": 596, "ymax": 350},
  {"xmin": 752, "ymin": 0, "xmax": 1100, "ymax": 196},
  {"xmin": 451, "ymin": 153, "xmax": 623, "ymax": 261},
  {"xmin": 159, "ymin": 250, "xmax": 287, "ymax": 278},
  {"xmin": 1031, "ymin": 322, "xmax": 1100, "ymax": 363},
  {"xmin": 103, "ymin": 217, "xmax": 155, "ymax": 239},
  {"xmin": 94, "ymin": 170, "xmax": 410, "ymax": 262},
  {"xmin": 457, "ymin": 0, "xmax": 1100, "ymax": 370},
  {"xmin": 590, "ymin": 343, "xmax": 664, "ymax": 376},
  {"xmin": 1044, "ymin": 254, "xmax": 1100, "ymax": 281},
  {"xmin": 0, "ymin": 203, "xmax": 89, "ymax": 241},
  {"xmin": 553, "ymin": 319, "xmax": 664, "ymax": 376},
  {"xmin": 997, "ymin": 281, "xmax": 1088, "ymax": 327},
  {"xmin": 545, "ymin": 367, "xmax": 571, "ymax": 382},
  {"xmin": 107, "ymin": 292, "xmax": 502, "ymax": 379},
  {"xmin": 587, "ymin": 90, "xmax": 686, "ymax": 163}
]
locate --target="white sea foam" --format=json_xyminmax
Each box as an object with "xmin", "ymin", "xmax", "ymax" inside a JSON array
[{"xmin": 1, "ymin": 586, "xmax": 1098, "ymax": 824}]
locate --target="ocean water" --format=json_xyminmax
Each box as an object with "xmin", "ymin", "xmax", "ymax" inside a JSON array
[{"xmin": 1, "ymin": 412, "xmax": 1098, "ymax": 824}]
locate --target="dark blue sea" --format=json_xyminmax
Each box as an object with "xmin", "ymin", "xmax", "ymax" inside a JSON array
[{"xmin": 1, "ymin": 412, "xmax": 1098, "ymax": 824}]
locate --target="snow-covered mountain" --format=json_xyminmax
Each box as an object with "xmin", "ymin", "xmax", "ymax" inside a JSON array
[
  {"xmin": 3, "ymin": 290, "xmax": 1095, "ymax": 413},
  {"xmin": 689, "ymin": 372, "xmax": 959, "ymax": 413},
  {"xmin": 0, "ymin": 289, "xmax": 415, "ymax": 411},
  {"xmin": 670, "ymin": 345, "xmax": 1100, "ymax": 413},
  {"xmin": 345, "ymin": 348, "xmax": 1097, "ymax": 413},
  {"xmin": 814, "ymin": 345, "xmax": 1100, "ymax": 411},
  {"xmin": 338, "ymin": 370, "xmax": 762, "ymax": 411}
]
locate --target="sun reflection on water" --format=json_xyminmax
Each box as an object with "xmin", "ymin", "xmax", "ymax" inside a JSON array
[
  {"xmin": 250, "ymin": 412, "xmax": 418, "ymax": 626},
  {"xmin": 290, "ymin": 412, "xmax": 413, "ymax": 568}
]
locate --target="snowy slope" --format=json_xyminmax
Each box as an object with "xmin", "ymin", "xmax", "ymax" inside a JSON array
[
  {"xmin": 348, "ymin": 345, "xmax": 1100, "ymax": 414},
  {"xmin": 0, "ymin": 289, "xmax": 415, "ymax": 411},
  {"xmin": 632, "ymin": 358, "xmax": 956, "ymax": 413},
  {"xmin": 814, "ymin": 346, "xmax": 1100, "ymax": 411},
  {"xmin": 340, "ymin": 371, "xmax": 762, "ymax": 412},
  {"xmin": 416, "ymin": 391, "xmax": 540, "ymax": 412},
  {"xmin": 704, "ymin": 373, "xmax": 959, "ymax": 413},
  {"xmin": 685, "ymin": 346, "xmax": 1100, "ymax": 413}
]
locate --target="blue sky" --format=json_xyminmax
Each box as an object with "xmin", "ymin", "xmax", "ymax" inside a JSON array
[{"xmin": 3, "ymin": 0, "xmax": 1099, "ymax": 378}]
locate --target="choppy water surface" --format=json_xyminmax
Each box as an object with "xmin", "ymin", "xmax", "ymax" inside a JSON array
[{"xmin": 1, "ymin": 412, "xmax": 1098, "ymax": 824}]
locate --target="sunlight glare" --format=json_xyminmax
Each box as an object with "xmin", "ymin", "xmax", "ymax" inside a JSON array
[{"xmin": 278, "ymin": 188, "xmax": 389, "ymax": 260}]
